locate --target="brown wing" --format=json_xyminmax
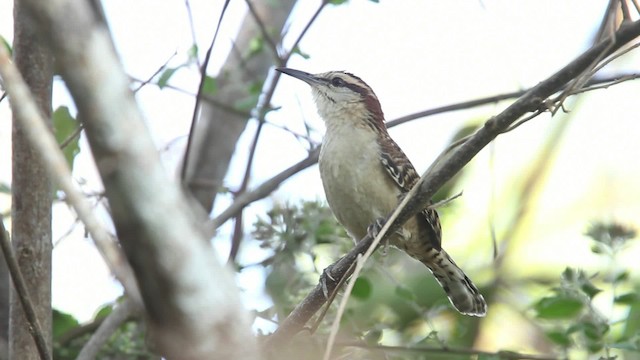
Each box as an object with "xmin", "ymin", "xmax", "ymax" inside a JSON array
[{"xmin": 378, "ymin": 133, "xmax": 442, "ymax": 251}]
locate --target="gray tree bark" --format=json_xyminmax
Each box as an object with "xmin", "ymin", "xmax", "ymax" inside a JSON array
[
  {"xmin": 184, "ymin": 0, "xmax": 296, "ymax": 212},
  {"xmin": 9, "ymin": 1, "xmax": 54, "ymax": 359}
]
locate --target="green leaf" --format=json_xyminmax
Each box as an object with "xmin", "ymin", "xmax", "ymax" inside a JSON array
[
  {"xmin": 234, "ymin": 93, "xmax": 259, "ymax": 111},
  {"xmin": 363, "ymin": 329, "xmax": 382, "ymax": 345},
  {"xmin": 53, "ymin": 106, "xmax": 80, "ymax": 170},
  {"xmin": 580, "ymin": 281, "xmax": 602, "ymax": 299},
  {"xmin": 53, "ymin": 309, "xmax": 80, "ymax": 339},
  {"xmin": 94, "ymin": 303, "xmax": 114, "ymax": 320},
  {"xmin": 615, "ymin": 292, "xmax": 639, "ymax": 304},
  {"xmin": 614, "ymin": 271, "xmax": 629, "ymax": 283},
  {"xmin": 187, "ymin": 44, "xmax": 199, "ymax": 60},
  {"xmin": 328, "ymin": 0, "xmax": 348, "ymax": 4},
  {"xmin": 291, "ymin": 46, "xmax": 310, "ymax": 60},
  {"xmin": 0, "ymin": 183, "xmax": 10, "ymax": 194},
  {"xmin": 394, "ymin": 285, "xmax": 416, "ymax": 302},
  {"xmin": 351, "ymin": 277, "xmax": 372, "ymax": 300},
  {"xmin": 157, "ymin": 67, "xmax": 178, "ymax": 89},
  {"xmin": 247, "ymin": 35, "xmax": 264, "ymax": 58},
  {"xmin": 535, "ymin": 296, "xmax": 584, "ymax": 319},
  {"xmin": 0, "ymin": 35, "xmax": 11, "ymax": 56},
  {"xmin": 202, "ymin": 75, "xmax": 217, "ymax": 96},
  {"xmin": 545, "ymin": 329, "xmax": 572, "ymax": 346}
]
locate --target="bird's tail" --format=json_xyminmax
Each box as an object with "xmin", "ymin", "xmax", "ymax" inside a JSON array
[{"xmin": 420, "ymin": 249, "xmax": 487, "ymax": 316}]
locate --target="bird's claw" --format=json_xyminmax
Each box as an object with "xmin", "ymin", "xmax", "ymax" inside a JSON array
[
  {"xmin": 367, "ymin": 217, "xmax": 390, "ymax": 255},
  {"xmin": 320, "ymin": 265, "xmax": 336, "ymax": 299}
]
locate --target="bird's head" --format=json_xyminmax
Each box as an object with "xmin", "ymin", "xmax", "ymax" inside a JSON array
[{"xmin": 277, "ymin": 67, "xmax": 385, "ymax": 131}]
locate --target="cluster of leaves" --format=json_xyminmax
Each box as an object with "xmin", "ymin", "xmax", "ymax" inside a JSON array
[
  {"xmin": 535, "ymin": 222, "xmax": 639, "ymax": 358},
  {"xmin": 53, "ymin": 303, "xmax": 154, "ymax": 359},
  {"xmin": 252, "ymin": 201, "xmax": 350, "ymax": 319}
]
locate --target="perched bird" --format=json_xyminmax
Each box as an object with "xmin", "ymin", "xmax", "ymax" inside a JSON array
[{"xmin": 277, "ymin": 68, "xmax": 487, "ymax": 317}]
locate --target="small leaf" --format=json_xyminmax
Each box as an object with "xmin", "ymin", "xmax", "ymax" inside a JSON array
[
  {"xmin": 0, "ymin": 35, "xmax": 11, "ymax": 56},
  {"xmin": 0, "ymin": 183, "xmax": 10, "ymax": 194},
  {"xmin": 614, "ymin": 271, "xmax": 629, "ymax": 283},
  {"xmin": 328, "ymin": 0, "xmax": 348, "ymax": 5},
  {"xmin": 234, "ymin": 93, "xmax": 259, "ymax": 111},
  {"xmin": 202, "ymin": 75, "xmax": 217, "ymax": 96},
  {"xmin": 545, "ymin": 329, "xmax": 572, "ymax": 346},
  {"xmin": 94, "ymin": 303, "xmax": 114, "ymax": 320},
  {"xmin": 53, "ymin": 309, "xmax": 80, "ymax": 339},
  {"xmin": 351, "ymin": 277, "xmax": 372, "ymax": 300},
  {"xmin": 247, "ymin": 35, "xmax": 264, "ymax": 58},
  {"xmin": 291, "ymin": 46, "xmax": 310, "ymax": 60},
  {"xmin": 363, "ymin": 329, "xmax": 382, "ymax": 345},
  {"xmin": 535, "ymin": 296, "xmax": 584, "ymax": 319},
  {"xmin": 157, "ymin": 67, "xmax": 178, "ymax": 89},
  {"xmin": 395, "ymin": 285, "xmax": 416, "ymax": 302},
  {"xmin": 187, "ymin": 44, "xmax": 199, "ymax": 60},
  {"xmin": 615, "ymin": 293, "xmax": 639, "ymax": 304},
  {"xmin": 580, "ymin": 281, "xmax": 602, "ymax": 299},
  {"xmin": 53, "ymin": 106, "xmax": 80, "ymax": 169}
]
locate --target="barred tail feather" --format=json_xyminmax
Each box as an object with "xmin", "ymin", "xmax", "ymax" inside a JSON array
[{"xmin": 421, "ymin": 250, "xmax": 487, "ymax": 317}]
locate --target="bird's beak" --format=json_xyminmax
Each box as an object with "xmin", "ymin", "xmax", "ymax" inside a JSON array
[{"xmin": 276, "ymin": 67, "xmax": 323, "ymax": 85}]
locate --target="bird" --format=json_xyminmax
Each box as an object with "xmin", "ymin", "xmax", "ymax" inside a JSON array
[{"xmin": 276, "ymin": 67, "xmax": 487, "ymax": 317}]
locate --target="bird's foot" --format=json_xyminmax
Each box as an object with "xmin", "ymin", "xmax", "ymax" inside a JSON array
[
  {"xmin": 320, "ymin": 264, "xmax": 337, "ymax": 299},
  {"xmin": 367, "ymin": 217, "xmax": 390, "ymax": 255}
]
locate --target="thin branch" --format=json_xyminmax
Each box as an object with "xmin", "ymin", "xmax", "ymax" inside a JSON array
[
  {"xmin": 59, "ymin": 122, "xmax": 84, "ymax": 149},
  {"xmin": 281, "ymin": 1, "xmax": 328, "ymax": 64},
  {"xmin": 76, "ymin": 298, "xmax": 140, "ymax": 360},
  {"xmin": 0, "ymin": 44, "xmax": 142, "ymax": 305},
  {"xmin": 183, "ymin": 0, "xmax": 201, "ymax": 68},
  {"xmin": 0, "ymin": 216, "xmax": 51, "ymax": 360},
  {"xmin": 132, "ymin": 51, "xmax": 177, "ymax": 93},
  {"xmin": 264, "ymin": 18, "xmax": 640, "ymax": 350},
  {"xmin": 180, "ymin": 0, "xmax": 232, "ymax": 181},
  {"xmin": 130, "ymin": 76, "xmax": 252, "ymax": 118}
]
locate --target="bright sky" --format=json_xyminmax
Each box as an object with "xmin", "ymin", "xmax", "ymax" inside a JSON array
[{"xmin": 1, "ymin": 1, "xmax": 639, "ymax": 350}]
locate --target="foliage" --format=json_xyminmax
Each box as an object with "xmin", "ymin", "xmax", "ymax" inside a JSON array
[
  {"xmin": 53, "ymin": 303, "xmax": 154, "ymax": 359},
  {"xmin": 252, "ymin": 199, "xmax": 639, "ymax": 359},
  {"xmin": 535, "ymin": 222, "xmax": 639, "ymax": 359}
]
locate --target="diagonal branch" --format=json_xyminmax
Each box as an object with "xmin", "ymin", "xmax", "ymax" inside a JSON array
[{"xmin": 264, "ymin": 18, "xmax": 640, "ymax": 350}]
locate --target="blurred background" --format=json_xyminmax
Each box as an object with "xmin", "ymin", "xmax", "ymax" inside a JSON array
[{"xmin": 1, "ymin": 0, "xmax": 639, "ymax": 358}]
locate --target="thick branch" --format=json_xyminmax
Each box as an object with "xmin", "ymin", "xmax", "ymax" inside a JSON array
[{"xmin": 265, "ymin": 19, "xmax": 640, "ymax": 349}]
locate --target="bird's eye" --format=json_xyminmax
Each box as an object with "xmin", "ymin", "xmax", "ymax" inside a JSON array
[{"xmin": 331, "ymin": 77, "xmax": 345, "ymax": 87}]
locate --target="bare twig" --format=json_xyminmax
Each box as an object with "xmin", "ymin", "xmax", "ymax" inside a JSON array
[
  {"xmin": 76, "ymin": 298, "xmax": 141, "ymax": 360},
  {"xmin": 264, "ymin": 18, "xmax": 640, "ymax": 350},
  {"xmin": 281, "ymin": 1, "xmax": 328, "ymax": 64},
  {"xmin": 0, "ymin": 216, "xmax": 51, "ymax": 360},
  {"xmin": 59, "ymin": 122, "xmax": 84, "ymax": 149},
  {"xmin": 180, "ymin": 0, "xmax": 232, "ymax": 181},
  {"xmin": 0, "ymin": 44, "xmax": 142, "ymax": 304}
]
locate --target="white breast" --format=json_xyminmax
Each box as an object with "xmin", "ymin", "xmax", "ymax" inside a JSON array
[{"xmin": 319, "ymin": 123, "xmax": 400, "ymax": 241}]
